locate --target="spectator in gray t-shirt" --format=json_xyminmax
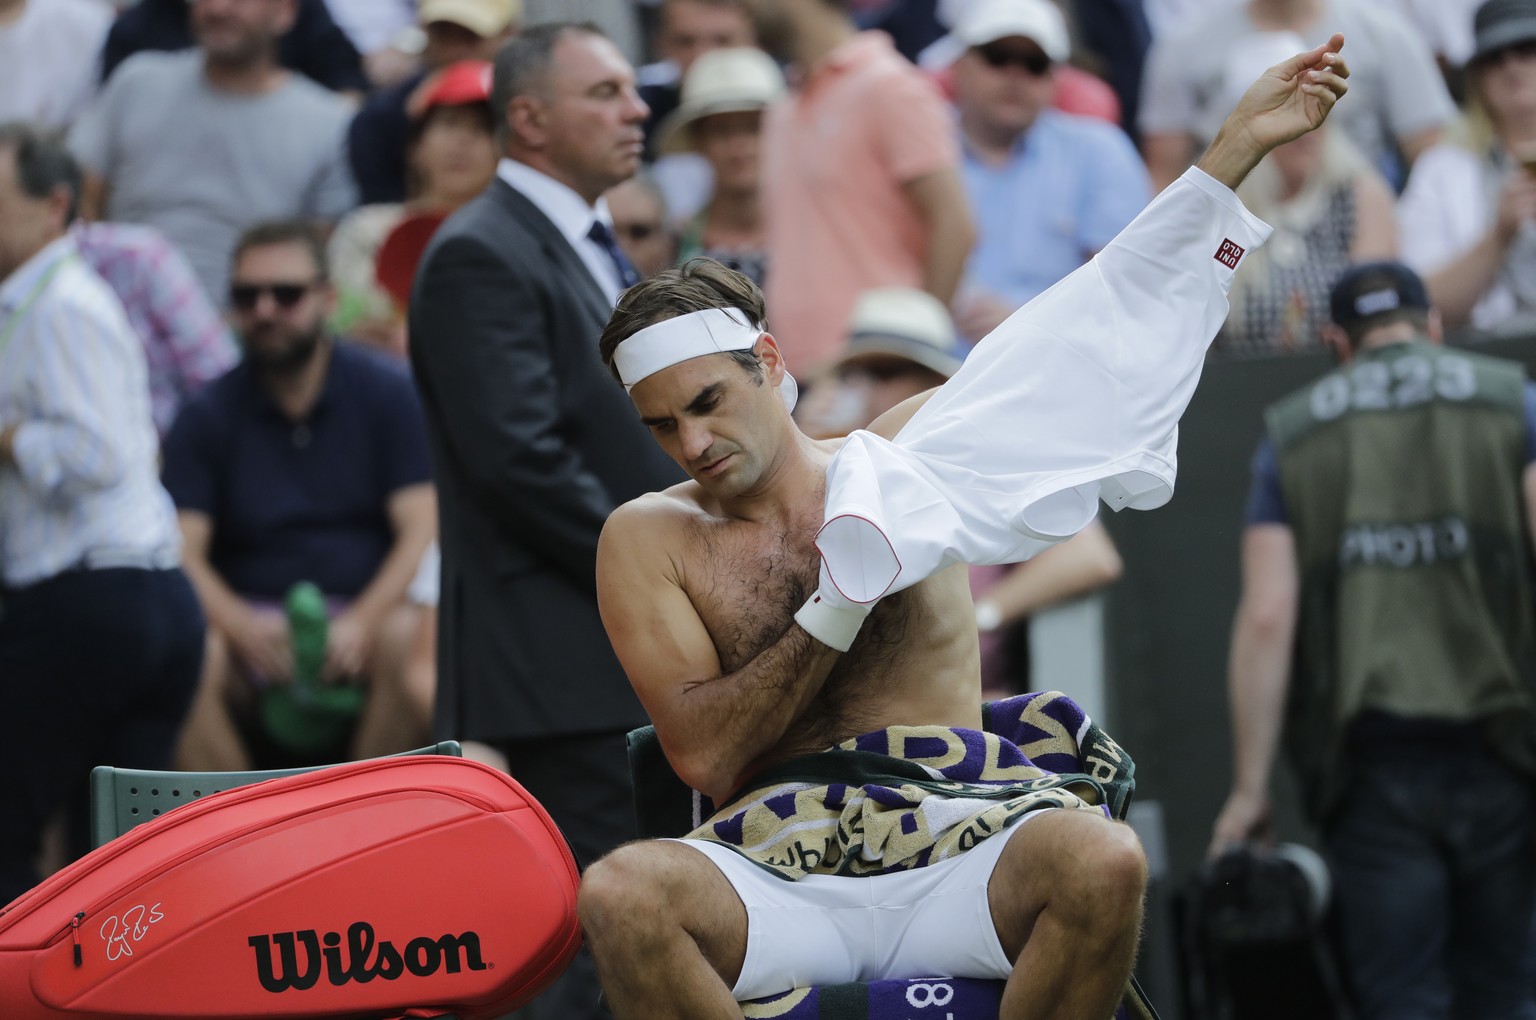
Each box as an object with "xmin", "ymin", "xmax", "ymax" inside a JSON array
[
  {"xmin": 69, "ymin": 0, "xmax": 356, "ymax": 307},
  {"xmin": 1139, "ymin": 0, "xmax": 1456, "ymax": 192}
]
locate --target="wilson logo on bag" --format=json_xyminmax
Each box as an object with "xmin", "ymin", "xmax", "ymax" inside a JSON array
[
  {"xmin": 1, "ymin": 756, "xmax": 579, "ymax": 1020},
  {"xmin": 248, "ymin": 922, "xmax": 488, "ymax": 992}
]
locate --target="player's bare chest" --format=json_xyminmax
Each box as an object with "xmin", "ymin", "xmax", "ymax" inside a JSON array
[{"xmin": 681, "ymin": 520, "xmax": 821, "ymax": 672}]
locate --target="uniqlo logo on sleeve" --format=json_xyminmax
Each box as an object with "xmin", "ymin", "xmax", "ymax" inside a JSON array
[{"xmin": 1214, "ymin": 238, "xmax": 1246, "ymax": 269}]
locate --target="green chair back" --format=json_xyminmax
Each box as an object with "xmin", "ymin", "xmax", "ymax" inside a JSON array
[{"xmin": 89, "ymin": 741, "xmax": 463, "ymax": 848}]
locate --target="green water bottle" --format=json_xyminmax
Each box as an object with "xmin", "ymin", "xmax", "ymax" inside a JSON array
[
  {"xmin": 260, "ymin": 582, "xmax": 363, "ymax": 756},
  {"xmin": 286, "ymin": 581, "xmax": 329, "ymax": 698}
]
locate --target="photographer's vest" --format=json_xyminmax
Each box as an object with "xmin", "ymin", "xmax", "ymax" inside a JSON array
[{"xmin": 1267, "ymin": 341, "xmax": 1536, "ymax": 821}]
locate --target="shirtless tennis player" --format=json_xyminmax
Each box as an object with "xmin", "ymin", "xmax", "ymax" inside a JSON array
[{"xmin": 579, "ymin": 35, "xmax": 1351, "ymax": 1020}]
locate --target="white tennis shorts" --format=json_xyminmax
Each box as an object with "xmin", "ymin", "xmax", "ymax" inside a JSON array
[{"xmin": 669, "ymin": 812, "xmax": 1042, "ymax": 1001}]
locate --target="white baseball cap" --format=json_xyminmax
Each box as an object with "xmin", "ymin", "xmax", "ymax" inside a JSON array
[{"xmin": 952, "ymin": 0, "xmax": 1071, "ymax": 63}]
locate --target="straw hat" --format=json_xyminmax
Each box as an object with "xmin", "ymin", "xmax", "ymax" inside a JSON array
[
  {"xmin": 417, "ymin": 0, "xmax": 520, "ymax": 38},
  {"xmin": 654, "ymin": 47, "xmax": 785, "ymax": 156},
  {"xmin": 837, "ymin": 288, "xmax": 963, "ymax": 379}
]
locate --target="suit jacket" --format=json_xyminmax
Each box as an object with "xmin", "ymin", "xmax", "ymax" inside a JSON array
[{"xmin": 409, "ymin": 178, "xmax": 683, "ymax": 742}]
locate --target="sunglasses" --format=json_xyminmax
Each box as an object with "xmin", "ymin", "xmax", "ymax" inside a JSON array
[
  {"xmin": 615, "ymin": 222, "xmax": 664, "ymax": 243},
  {"xmin": 229, "ymin": 280, "xmax": 319, "ymax": 312},
  {"xmin": 975, "ymin": 43, "xmax": 1052, "ymax": 77}
]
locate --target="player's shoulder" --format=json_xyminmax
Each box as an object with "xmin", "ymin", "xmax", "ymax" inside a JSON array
[
  {"xmin": 600, "ymin": 487, "xmax": 716, "ymax": 586},
  {"xmin": 606, "ymin": 486, "xmax": 709, "ymax": 540}
]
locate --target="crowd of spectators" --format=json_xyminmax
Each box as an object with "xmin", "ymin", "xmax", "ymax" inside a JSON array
[{"xmin": 5, "ymin": 0, "xmax": 1536, "ymax": 1011}]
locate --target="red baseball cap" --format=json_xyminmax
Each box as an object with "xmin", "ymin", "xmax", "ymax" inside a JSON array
[{"xmin": 407, "ymin": 60, "xmax": 494, "ymax": 120}]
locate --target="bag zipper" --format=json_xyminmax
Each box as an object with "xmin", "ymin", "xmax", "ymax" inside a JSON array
[{"xmin": 71, "ymin": 911, "xmax": 84, "ymax": 966}]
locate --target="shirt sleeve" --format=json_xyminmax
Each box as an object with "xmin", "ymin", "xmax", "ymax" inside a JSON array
[
  {"xmin": 142, "ymin": 234, "xmax": 238, "ymax": 395},
  {"xmin": 10, "ymin": 297, "xmax": 135, "ymax": 497},
  {"xmin": 1078, "ymin": 124, "xmax": 1154, "ymax": 253},
  {"xmin": 67, "ymin": 57, "xmax": 126, "ymax": 177},
  {"xmin": 406, "ymin": 540, "xmax": 440, "ymax": 607},
  {"xmin": 159, "ymin": 395, "xmax": 219, "ymax": 515},
  {"xmin": 871, "ymin": 66, "xmax": 960, "ymax": 185},
  {"xmin": 1243, "ymin": 436, "xmax": 1288, "ymax": 526},
  {"xmin": 305, "ymin": 111, "xmax": 361, "ymax": 220},
  {"xmin": 377, "ymin": 363, "xmax": 433, "ymax": 495}
]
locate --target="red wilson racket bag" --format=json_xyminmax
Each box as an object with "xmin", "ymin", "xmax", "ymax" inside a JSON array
[{"xmin": 0, "ymin": 755, "xmax": 581, "ymax": 1020}]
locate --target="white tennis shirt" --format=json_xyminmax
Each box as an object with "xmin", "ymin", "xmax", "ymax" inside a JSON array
[{"xmin": 814, "ymin": 166, "xmax": 1273, "ymax": 605}]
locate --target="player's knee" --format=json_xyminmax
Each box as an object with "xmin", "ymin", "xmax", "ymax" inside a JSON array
[
  {"xmin": 1012, "ymin": 815, "xmax": 1145, "ymax": 929},
  {"xmin": 578, "ymin": 843, "xmax": 673, "ymax": 940},
  {"xmin": 376, "ymin": 603, "xmax": 421, "ymax": 655},
  {"xmin": 359, "ymin": 605, "xmax": 420, "ymax": 687},
  {"xmin": 1095, "ymin": 821, "xmax": 1148, "ymax": 897},
  {"xmin": 1064, "ymin": 820, "xmax": 1147, "ymax": 921}
]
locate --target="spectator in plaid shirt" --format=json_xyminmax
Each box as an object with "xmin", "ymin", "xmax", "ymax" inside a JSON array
[{"xmin": 72, "ymin": 221, "xmax": 238, "ymax": 437}]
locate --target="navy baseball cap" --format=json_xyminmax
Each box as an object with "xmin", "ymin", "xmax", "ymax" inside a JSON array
[{"xmin": 1329, "ymin": 261, "xmax": 1431, "ymax": 333}]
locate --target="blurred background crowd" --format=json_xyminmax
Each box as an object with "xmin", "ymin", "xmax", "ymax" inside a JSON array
[{"xmin": 3, "ymin": 0, "xmax": 1536, "ymax": 1016}]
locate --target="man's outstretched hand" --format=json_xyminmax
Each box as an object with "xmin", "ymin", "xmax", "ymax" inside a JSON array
[{"xmin": 1197, "ymin": 32, "xmax": 1350, "ymax": 190}]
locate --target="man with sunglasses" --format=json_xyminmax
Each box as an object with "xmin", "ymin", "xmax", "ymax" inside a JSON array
[
  {"xmin": 948, "ymin": 0, "xmax": 1152, "ymax": 343},
  {"xmin": 161, "ymin": 221, "xmax": 437, "ymax": 774}
]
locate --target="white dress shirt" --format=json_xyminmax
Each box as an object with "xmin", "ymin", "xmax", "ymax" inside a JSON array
[
  {"xmin": 0, "ymin": 235, "xmax": 180, "ymax": 587},
  {"xmin": 1397, "ymin": 143, "xmax": 1533, "ymax": 332},
  {"xmin": 0, "ymin": 0, "xmax": 113, "ymax": 131},
  {"xmin": 813, "ymin": 167, "xmax": 1273, "ymax": 605},
  {"xmin": 497, "ymin": 158, "xmax": 624, "ymax": 305}
]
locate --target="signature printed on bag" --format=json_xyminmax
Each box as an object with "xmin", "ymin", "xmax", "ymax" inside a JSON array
[{"xmin": 100, "ymin": 903, "xmax": 164, "ymax": 961}]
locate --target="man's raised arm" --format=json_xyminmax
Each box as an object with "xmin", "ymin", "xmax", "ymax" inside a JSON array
[
  {"xmin": 597, "ymin": 498, "xmax": 843, "ymax": 804},
  {"xmin": 809, "ymin": 36, "xmax": 1352, "ymax": 608},
  {"xmin": 1197, "ymin": 33, "xmax": 1350, "ymax": 191}
]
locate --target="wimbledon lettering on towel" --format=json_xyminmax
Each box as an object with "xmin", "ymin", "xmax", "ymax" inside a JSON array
[{"xmin": 248, "ymin": 921, "xmax": 488, "ymax": 993}]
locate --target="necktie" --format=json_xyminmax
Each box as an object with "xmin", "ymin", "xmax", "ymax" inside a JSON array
[{"xmin": 587, "ymin": 220, "xmax": 641, "ymax": 290}]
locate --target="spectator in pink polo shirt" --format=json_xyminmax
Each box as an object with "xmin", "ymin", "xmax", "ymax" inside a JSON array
[{"xmin": 754, "ymin": 0, "xmax": 976, "ymax": 374}]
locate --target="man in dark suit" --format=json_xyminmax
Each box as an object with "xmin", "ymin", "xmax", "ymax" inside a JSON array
[{"xmin": 407, "ymin": 21, "xmax": 682, "ymax": 1018}]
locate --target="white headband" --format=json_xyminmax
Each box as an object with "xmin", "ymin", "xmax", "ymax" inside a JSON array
[{"xmin": 614, "ymin": 306, "xmax": 798, "ymax": 411}]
